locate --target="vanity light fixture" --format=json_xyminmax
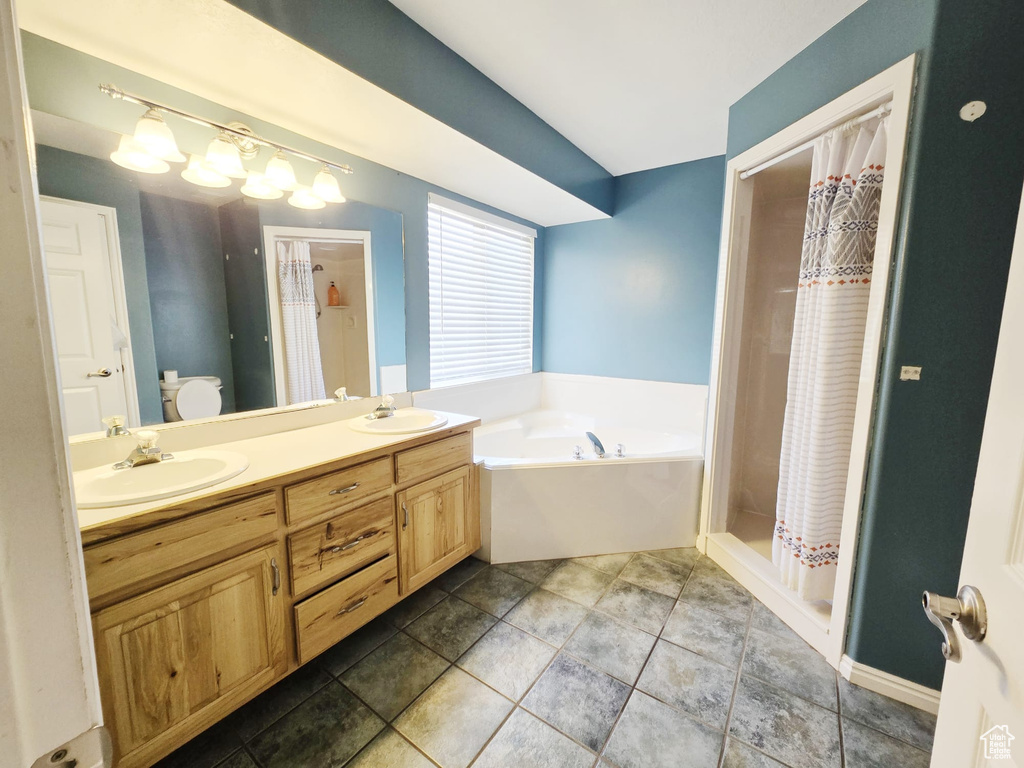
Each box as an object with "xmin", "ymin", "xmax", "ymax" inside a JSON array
[
  {"xmin": 265, "ymin": 151, "xmax": 298, "ymax": 191},
  {"xmin": 312, "ymin": 164, "xmax": 347, "ymax": 203},
  {"xmin": 288, "ymin": 186, "xmax": 327, "ymax": 210},
  {"xmin": 132, "ymin": 109, "xmax": 186, "ymax": 162},
  {"xmin": 204, "ymin": 132, "xmax": 248, "ymax": 179},
  {"xmin": 240, "ymin": 171, "xmax": 284, "ymax": 200},
  {"xmin": 181, "ymin": 154, "xmax": 231, "ymax": 188},
  {"xmin": 110, "ymin": 134, "xmax": 170, "ymax": 174}
]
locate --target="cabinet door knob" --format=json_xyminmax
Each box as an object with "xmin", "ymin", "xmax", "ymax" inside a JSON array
[
  {"xmin": 270, "ymin": 558, "xmax": 281, "ymax": 596},
  {"xmin": 329, "ymin": 482, "xmax": 360, "ymax": 496}
]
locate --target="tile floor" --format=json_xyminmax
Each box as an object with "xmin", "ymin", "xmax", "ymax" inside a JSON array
[{"xmin": 155, "ymin": 550, "xmax": 936, "ymax": 768}]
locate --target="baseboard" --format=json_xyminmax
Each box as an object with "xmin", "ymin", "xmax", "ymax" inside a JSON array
[{"xmin": 839, "ymin": 655, "xmax": 941, "ymax": 714}]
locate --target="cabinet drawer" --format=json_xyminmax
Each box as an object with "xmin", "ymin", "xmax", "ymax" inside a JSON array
[
  {"xmin": 288, "ymin": 498, "xmax": 395, "ymax": 597},
  {"xmin": 84, "ymin": 493, "xmax": 278, "ymax": 607},
  {"xmin": 395, "ymin": 432, "xmax": 472, "ymax": 486},
  {"xmin": 294, "ymin": 556, "xmax": 399, "ymax": 664},
  {"xmin": 285, "ymin": 456, "xmax": 392, "ymax": 526}
]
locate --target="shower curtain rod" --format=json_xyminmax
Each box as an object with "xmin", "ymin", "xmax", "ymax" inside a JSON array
[{"xmin": 739, "ymin": 101, "xmax": 892, "ymax": 181}]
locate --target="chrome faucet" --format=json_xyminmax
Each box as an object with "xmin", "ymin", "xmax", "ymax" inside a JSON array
[
  {"xmin": 586, "ymin": 431, "xmax": 606, "ymax": 458},
  {"xmin": 102, "ymin": 414, "xmax": 131, "ymax": 438},
  {"xmin": 113, "ymin": 430, "xmax": 173, "ymax": 470},
  {"xmin": 369, "ymin": 394, "xmax": 396, "ymax": 419}
]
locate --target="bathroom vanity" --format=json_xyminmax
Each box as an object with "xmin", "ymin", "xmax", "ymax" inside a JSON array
[{"xmin": 78, "ymin": 415, "xmax": 479, "ymax": 768}]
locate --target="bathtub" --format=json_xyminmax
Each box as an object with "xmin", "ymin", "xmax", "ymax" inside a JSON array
[{"xmin": 414, "ymin": 373, "xmax": 707, "ymax": 563}]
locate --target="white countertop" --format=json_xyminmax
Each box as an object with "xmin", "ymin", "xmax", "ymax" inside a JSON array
[{"xmin": 76, "ymin": 410, "xmax": 478, "ymax": 535}]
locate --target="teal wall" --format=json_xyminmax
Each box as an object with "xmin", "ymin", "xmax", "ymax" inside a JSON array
[
  {"xmin": 34, "ymin": 145, "xmax": 164, "ymax": 424},
  {"xmin": 729, "ymin": 0, "xmax": 1024, "ymax": 688},
  {"xmin": 139, "ymin": 193, "xmax": 237, "ymax": 414},
  {"xmin": 542, "ymin": 157, "xmax": 725, "ymax": 384},
  {"xmin": 223, "ymin": 0, "xmax": 614, "ymax": 215}
]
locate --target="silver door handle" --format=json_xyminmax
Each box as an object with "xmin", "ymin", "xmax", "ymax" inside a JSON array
[
  {"xmin": 402, "ymin": 501, "xmax": 409, "ymax": 530},
  {"xmin": 87, "ymin": 368, "xmax": 113, "ymax": 378},
  {"xmin": 337, "ymin": 596, "xmax": 367, "ymax": 616},
  {"xmin": 271, "ymin": 558, "xmax": 281, "ymax": 596},
  {"xmin": 922, "ymin": 585, "xmax": 987, "ymax": 663},
  {"xmin": 329, "ymin": 482, "xmax": 360, "ymax": 496}
]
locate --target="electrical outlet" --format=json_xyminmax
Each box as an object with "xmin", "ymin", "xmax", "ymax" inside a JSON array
[{"xmin": 900, "ymin": 365, "xmax": 922, "ymax": 381}]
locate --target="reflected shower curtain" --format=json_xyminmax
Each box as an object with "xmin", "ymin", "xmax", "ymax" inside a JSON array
[
  {"xmin": 277, "ymin": 240, "xmax": 326, "ymax": 404},
  {"xmin": 774, "ymin": 120, "xmax": 888, "ymax": 601}
]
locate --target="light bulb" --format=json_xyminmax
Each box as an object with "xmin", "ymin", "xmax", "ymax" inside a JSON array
[
  {"xmin": 110, "ymin": 134, "xmax": 170, "ymax": 174},
  {"xmin": 240, "ymin": 171, "xmax": 283, "ymax": 200},
  {"xmin": 132, "ymin": 109, "xmax": 185, "ymax": 162},
  {"xmin": 311, "ymin": 164, "xmax": 346, "ymax": 203},
  {"xmin": 288, "ymin": 186, "xmax": 326, "ymax": 210},
  {"xmin": 264, "ymin": 150, "xmax": 297, "ymax": 190},
  {"xmin": 181, "ymin": 154, "xmax": 231, "ymax": 188},
  {"xmin": 204, "ymin": 133, "xmax": 247, "ymax": 179}
]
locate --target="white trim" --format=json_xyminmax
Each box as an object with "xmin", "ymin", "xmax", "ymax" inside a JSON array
[
  {"xmin": 39, "ymin": 195, "xmax": 142, "ymax": 428},
  {"xmin": 701, "ymin": 55, "xmax": 918, "ymax": 667},
  {"xmin": 427, "ymin": 192, "xmax": 538, "ymax": 238},
  {"xmin": 840, "ymin": 655, "xmax": 942, "ymax": 715},
  {"xmin": 262, "ymin": 225, "xmax": 378, "ymax": 403}
]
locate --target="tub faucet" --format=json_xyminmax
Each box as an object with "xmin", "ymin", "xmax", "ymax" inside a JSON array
[
  {"xmin": 586, "ymin": 431, "xmax": 606, "ymax": 458},
  {"xmin": 113, "ymin": 430, "xmax": 173, "ymax": 470},
  {"xmin": 370, "ymin": 394, "xmax": 396, "ymax": 419}
]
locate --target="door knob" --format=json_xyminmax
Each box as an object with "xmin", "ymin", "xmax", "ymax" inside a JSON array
[
  {"xmin": 922, "ymin": 585, "xmax": 987, "ymax": 663},
  {"xmin": 87, "ymin": 367, "xmax": 113, "ymax": 378}
]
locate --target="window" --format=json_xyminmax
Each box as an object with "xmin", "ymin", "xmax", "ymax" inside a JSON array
[{"xmin": 428, "ymin": 194, "xmax": 536, "ymax": 388}]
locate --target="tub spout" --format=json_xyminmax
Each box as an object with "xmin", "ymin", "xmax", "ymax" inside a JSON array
[{"xmin": 586, "ymin": 431, "xmax": 606, "ymax": 458}]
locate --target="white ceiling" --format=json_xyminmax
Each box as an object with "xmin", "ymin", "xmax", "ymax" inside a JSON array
[{"xmin": 389, "ymin": 0, "xmax": 867, "ymax": 175}]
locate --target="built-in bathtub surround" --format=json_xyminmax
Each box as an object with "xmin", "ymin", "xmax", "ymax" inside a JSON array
[{"xmin": 415, "ymin": 373, "xmax": 707, "ymax": 562}]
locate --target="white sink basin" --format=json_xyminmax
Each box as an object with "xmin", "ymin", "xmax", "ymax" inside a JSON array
[
  {"xmin": 348, "ymin": 407, "xmax": 449, "ymax": 435},
  {"xmin": 74, "ymin": 449, "xmax": 249, "ymax": 508}
]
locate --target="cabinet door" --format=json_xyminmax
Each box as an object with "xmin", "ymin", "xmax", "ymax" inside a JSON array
[
  {"xmin": 396, "ymin": 465, "xmax": 473, "ymax": 593},
  {"xmin": 93, "ymin": 544, "xmax": 287, "ymax": 768}
]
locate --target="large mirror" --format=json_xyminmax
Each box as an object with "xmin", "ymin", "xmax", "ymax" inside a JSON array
[{"xmin": 24, "ymin": 37, "xmax": 408, "ymax": 438}]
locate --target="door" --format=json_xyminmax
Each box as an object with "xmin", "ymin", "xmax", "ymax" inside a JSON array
[
  {"xmin": 396, "ymin": 465, "xmax": 472, "ymax": 593},
  {"xmin": 92, "ymin": 545, "xmax": 287, "ymax": 768},
  {"xmin": 929, "ymin": 184, "xmax": 1024, "ymax": 766},
  {"xmin": 39, "ymin": 197, "xmax": 134, "ymax": 433}
]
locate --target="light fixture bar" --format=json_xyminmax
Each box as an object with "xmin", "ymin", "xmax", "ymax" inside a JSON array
[{"xmin": 99, "ymin": 83, "xmax": 354, "ymax": 175}]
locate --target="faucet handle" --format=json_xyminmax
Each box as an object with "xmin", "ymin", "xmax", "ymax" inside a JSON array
[
  {"xmin": 102, "ymin": 415, "xmax": 124, "ymax": 429},
  {"xmin": 136, "ymin": 429, "xmax": 160, "ymax": 450},
  {"xmin": 382, "ymin": 394, "xmax": 394, "ymax": 407}
]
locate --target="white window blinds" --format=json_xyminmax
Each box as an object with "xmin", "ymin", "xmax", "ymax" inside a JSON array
[{"xmin": 428, "ymin": 195, "xmax": 535, "ymax": 388}]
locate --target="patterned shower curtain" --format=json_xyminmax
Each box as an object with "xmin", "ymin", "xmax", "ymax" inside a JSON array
[
  {"xmin": 773, "ymin": 119, "xmax": 888, "ymax": 601},
  {"xmin": 277, "ymin": 240, "xmax": 326, "ymax": 404}
]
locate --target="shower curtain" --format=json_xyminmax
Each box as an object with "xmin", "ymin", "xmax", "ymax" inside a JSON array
[
  {"xmin": 277, "ymin": 239, "xmax": 326, "ymax": 404},
  {"xmin": 774, "ymin": 119, "xmax": 888, "ymax": 601}
]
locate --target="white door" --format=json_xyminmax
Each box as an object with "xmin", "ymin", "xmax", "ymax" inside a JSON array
[
  {"xmin": 40, "ymin": 198, "xmax": 132, "ymax": 434},
  {"xmin": 929, "ymin": 182, "xmax": 1024, "ymax": 766}
]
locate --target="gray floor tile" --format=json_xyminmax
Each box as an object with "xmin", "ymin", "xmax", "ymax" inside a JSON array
[
  {"xmin": 838, "ymin": 677, "xmax": 936, "ymax": 752},
  {"xmin": 154, "ymin": 718, "xmax": 242, "ymax": 768},
  {"xmin": 721, "ymin": 738, "xmax": 787, "ymax": 767},
  {"xmin": 522, "ymin": 653, "xmax": 630, "ymax": 752},
  {"xmin": 618, "ymin": 554, "xmax": 690, "ymax": 598},
  {"xmin": 604, "ymin": 691, "xmax": 722, "ymax": 768},
  {"xmin": 494, "ymin": 559, "xmax": 563, "ymax": 583},
  {"xmin": 212, "ymin": 752, "xmax": 257, "ymax": 768},
  {"xmin": 394, "ymin": 667, "xmax": 513, "ymax": 768},
  {"xmin": 679, "ymin": 568, "xmax": 753, "ymax": 624},
  {"xmin": 433, "ymin": 556, "xmax": 489, "ymax": 592},
  {"xmin": 749, "ymin": 601, "xmax": 801, "ymax": 641},
  {"xmin": 594, "ymin": 579, "xmax": 674, "ymax": 634},
  {"xmin": 644, "ymin": 547, "xmax": 700, "ymax": 570},
  {"xmin": 405, "ymin": 596, "xmax": 497, "ymax": 661},
  {"xmin": 248, "ymin": 682, "xmax": 384, "ymax": 768},
  {"xmin": 571, "ymin": 552, "xmax": 635, "ymax": 576},
  {"xmin": 842, "ymin": 718, "xmax": 931, "ymax": 768},
  {"xmin": 341, "ymin": 632, "xmax": 449, "ymax": 720},
  {"xmin": 383, "ymin": 585, "xmax": 448, "ymax": 628},
  {"xmin": 454, "ymin": 567, "xmax": 533, "ymax": 617},
  {"xmin": 346, "ymin": 727, "xmax": 435, "ymax": 768},
  {"xmin": 661, "ymin": 600, "xmax": 747, "ymax": 669},
  {"xmin": 636, "ymin": 640, "xmax": 736, "ymax": 729},
  {"xmin": 319, "ymin": 617, "xmax": 398, "ymax": 677},
  {"xmin": 729, "ymin": 676, "xmax": 840, "ymax": 768},
  {"xmin": 541, "ymin": 561, "xmax": 616, "ymax": 607},
  {"xmin": 564, "ymin": 611, "xmax": 656, "ymax": 685},
  {"xmin": 505, "ymin": 588, "xmax": 590, "ymax": 645},
  {"xmin": 473, "ymin": 708, "xmax": 596, "ymax": 768},
  {"xmin": 458, "ymin": 621, "xmax": 557, "ymax": 700},
  {"xmin": 230, "ymin": 662, "xmax": 332, "ymax": 741},
  {"xmin": 742, "ymin": 627, "xmax": 837, "ymax": 710}
]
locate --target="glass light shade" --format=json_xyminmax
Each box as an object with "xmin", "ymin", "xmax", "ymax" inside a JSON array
[
  {"xmin": 240, "ymin": 171, "xmax": 283, "ymax": 200},
  {"xmin": 181, "ymin": 154, "xmax": 231, "ymax": 188},
  {"xmin": 110, "ymin": 135, "xmax": 170, "ymax": 174},
  {"xmin": 288, "ymin": 187, "xmax": 326, "ymax": 210},
  {"xmin": 132, "ymin": 109, "xmax": 185, "ymax": 162},
  {"xmin": 264, "ymin": 150, "xmax": 297, "ymax": 190},
  {"xmin": 311, "ymin": 165, "xmax": 346, "ymax": 203},
  {"xmin": 204, "ymin": 133, "xmax": 247, "ymax": 179}
]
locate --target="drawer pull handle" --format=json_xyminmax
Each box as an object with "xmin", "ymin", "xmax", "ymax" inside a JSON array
[
  {"xmin": 402, "ymin": 501, "xmax": 409, "ymax": 530},
  {"xmin": 271, "ymin": 558, "xmax": 281, "ymax": 596},
  {"xmin": 326, "ymin": 532, "xmax": 375, "ymax": 554},
  {"xmin": 337, "ymin": 596, "xmax": 367, "ymax": 616},
  {"xmin": 329, "ymin": 482, "xmax": 360, "ymax": 496}
]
